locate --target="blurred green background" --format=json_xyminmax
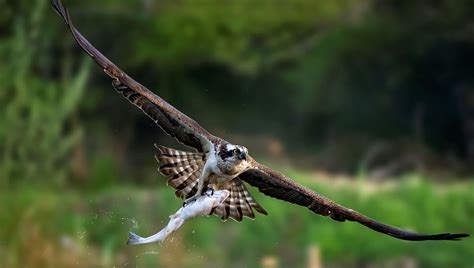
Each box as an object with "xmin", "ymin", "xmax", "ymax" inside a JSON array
[{"xmin": 1, "ymin": 0, "xmax": 473, "ymax": 267}]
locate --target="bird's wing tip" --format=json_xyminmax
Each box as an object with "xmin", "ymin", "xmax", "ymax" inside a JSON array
[{"xmin": 447, "ymin": 233, "xmax": 469, "ymax": 241}]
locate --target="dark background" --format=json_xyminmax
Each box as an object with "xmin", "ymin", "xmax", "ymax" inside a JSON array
[{"xmin": 1, "ymin": 0, "xmax": 473, "ymax": 267}]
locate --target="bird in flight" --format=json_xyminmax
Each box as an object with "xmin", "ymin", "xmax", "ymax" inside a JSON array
[{"xmin": 52, "ymin": 0, "xmax": 469, "ymax": 241}]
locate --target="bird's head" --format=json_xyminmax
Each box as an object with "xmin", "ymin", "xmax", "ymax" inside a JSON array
[{"xmin": 217, "ymin": 143, "xmax": 250, "ymax": 174}]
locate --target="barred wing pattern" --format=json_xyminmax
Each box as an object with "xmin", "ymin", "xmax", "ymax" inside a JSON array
[
  {"xmin": 52, "ymin": 0, "xmax": 219, "ymax": 152},
  {"xmin": 240, "ymin": 160, "xmax": 469, "ymax": 241},
  {"xmin": 211, "ymin": 179, "xmax": 267, "ymax": 222},
  {"xmin": 156, "ymin": 146, "xmax": 267, "ymax": 222},
  {"xmin": 53, "ymin": 0, "xmax": 469, "ymax": 241},
  {"xmin": 155, "ymin": 145, "xmax": 205, "ymax": 199}
]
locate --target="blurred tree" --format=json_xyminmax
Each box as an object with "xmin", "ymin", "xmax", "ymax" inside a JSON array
[
  {"xmin": 0, "ymin": 0, "xmax": 90, "ymax": 186},
  {"xmin": 2, "ymin": 0, "xmax": 473, "ymax": 183},
  {"xmin": 132, "ymin": 0, "xmax": 360, "ymax": 73},
  {"xmin": 64, "ymin": 0, "xmax": 474, "ymax": 175}
]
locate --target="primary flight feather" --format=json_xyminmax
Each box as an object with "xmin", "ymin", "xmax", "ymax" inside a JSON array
[{"xmin": 52, "ymin": 0, "xmax": 469, "ymax": 241}]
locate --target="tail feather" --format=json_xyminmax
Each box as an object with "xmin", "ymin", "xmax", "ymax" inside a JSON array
[
  {"xmin": 241, "ymin": 183, "xmax": 268, "ymax": 215},
  {"xmin": 212, "ymin": 178, "xmax": 267, "ymax": 222},
  {"xmin": 154, "ymin": 144, "xmax": 267, "ymax": 221},
  {"xmin": 237, "ymin": 185, "xmax": 255, "ymax": 219}
]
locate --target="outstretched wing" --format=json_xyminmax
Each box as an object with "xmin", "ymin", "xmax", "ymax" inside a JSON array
[
  {"xmin": 240, "ymin": 158, "xmax": 469, "ymax": 241},
  {"xmin": 53, "ymin": 0, "xmax": 469, "ymax": 241},
  {"xmin": 52, "ymin": 0, "xmax": 220, "ymax": 152}
]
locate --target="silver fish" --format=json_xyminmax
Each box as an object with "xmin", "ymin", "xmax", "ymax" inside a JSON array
[{"xmin": 127, "ymin": 190, "xmax": 230, "ymax": 245}]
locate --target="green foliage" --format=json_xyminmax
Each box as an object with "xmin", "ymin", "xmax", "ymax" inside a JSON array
[
  {"xmin": 134, "ymin": 0, "xmax": 359, "ymax": 74},
  {"xmin": 1, "ymin": 0, "xmax": 473, "ymax": 265},
  {"xmin": 1, "ymin": 175, "xmax": 472, "ymax": 267},
  {"xmin": 0, "ymin": 0, "xmax": 90, "ymax": 186},
  {"xmin": 13, "ymin": 0, "xmax": 469, "ymax": 175}
]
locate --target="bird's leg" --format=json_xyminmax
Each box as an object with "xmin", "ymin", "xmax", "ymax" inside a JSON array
[
  {"xmin": 203, "ymin": 185, "xmax": 214, "ymax": 197},
  {"xmin": 208, "ymin": 187, "xmax": 214, "ymax": 197},
  {"xmin": 183, "ymin": 194, "xmax": 199, "ymax": 207}
]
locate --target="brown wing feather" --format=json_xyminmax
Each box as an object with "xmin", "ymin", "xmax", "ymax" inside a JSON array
[
  {"xmin": 52, "ymin": 0, "xmax": 220, "ymax": 152},
  {"xmin": 155, "ymin": 145, "xmax": 205, "ymax": 199},
  {"xmin": 212, "ymin": 179, "xmax": 267, "ymax": 222},
  {"xmin": 239, "ymin": 158, "xmax": 469, "ymax": 241},
  {"xmin": 53, "ymin": 0, "xmax": 468, "ymax": 240}
]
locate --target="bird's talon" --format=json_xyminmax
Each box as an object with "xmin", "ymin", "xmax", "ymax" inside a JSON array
[
  {"xmin": 183, "ymin": 196, "xmax": 197, "ymax": 207},
  {"xmin": 203, "ymin": 188, "xmax": 215, "ymax": 197}
]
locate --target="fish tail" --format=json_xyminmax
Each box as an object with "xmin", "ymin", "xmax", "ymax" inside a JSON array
[{"xmin": 127, "ymin": 231, "xmax": 144, "ymax": 245}]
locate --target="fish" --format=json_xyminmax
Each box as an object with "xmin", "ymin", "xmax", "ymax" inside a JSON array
[{"xmin": 127, "ymin": 190, "xmax": 230, "ymax": 245}]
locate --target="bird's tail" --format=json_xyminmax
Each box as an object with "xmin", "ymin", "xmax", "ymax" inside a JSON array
[{"xmin": 211, "ymin": 179, "xmax": 267, "ymax": 222}]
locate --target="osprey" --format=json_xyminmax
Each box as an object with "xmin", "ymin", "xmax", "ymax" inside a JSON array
[{"xmin": 52, "ymin": 0, "xmax": 469, "ymax": 241}]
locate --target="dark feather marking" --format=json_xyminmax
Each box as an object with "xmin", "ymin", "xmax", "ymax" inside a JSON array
[
  {"xmin": 224, "ymin": 199, "xmax": 231, "ymax": 220},
  {"xmin": 212, "ymin": 179, "xmax": 266, "ymax": 222},
  {"xmin": 240, "ymin": 160, "xmax": 469, "ymax": 241},
  {"xmin": 52, "ymin": 0, "xmax": 221, "ymax": 152},
  {"xmin": 155, "ymin": 145, "xmax": 205, "ymax": 199},
  {"xmin": 52, "ymin": 0, "xmax": 468, "ymax": 241},
  {"xmin": 235, "ymin": 184, "xmax": 243, "ymax": 221}
]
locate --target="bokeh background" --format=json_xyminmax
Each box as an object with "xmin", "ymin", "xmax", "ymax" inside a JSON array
[{"xmin": 1, "ymin": 0, "xmax": 473, "ymax": 267}]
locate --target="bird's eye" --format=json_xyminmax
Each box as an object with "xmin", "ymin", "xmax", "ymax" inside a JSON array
[{"xmin": 232, "ymin": 148, "xmax": 240, "ymax": 155}]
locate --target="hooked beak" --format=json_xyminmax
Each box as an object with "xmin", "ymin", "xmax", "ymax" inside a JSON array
[{"xmin": 238, "ymin": 152, "xmax": 247, "ymax": 160}]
